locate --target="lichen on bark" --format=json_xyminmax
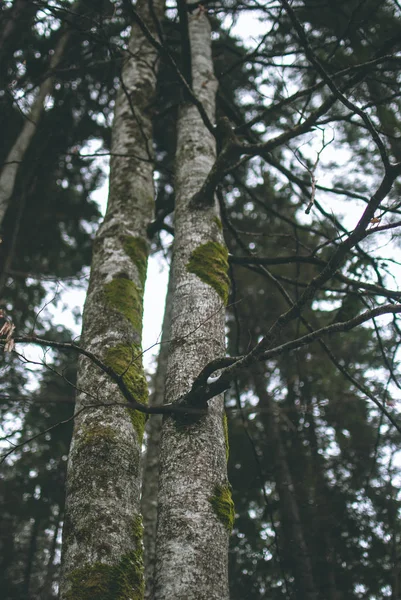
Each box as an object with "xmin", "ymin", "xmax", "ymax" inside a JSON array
[
  {"xmin": 104, "ymin": 344, "xmax": 148, "ymax": 441},
  {"xmin": 209, "ymin": 484, "xmax": 235, "ymax": 532},
  {"xmin": 186, "ymin": 241, "xmax": 230, "ymax": 304}
]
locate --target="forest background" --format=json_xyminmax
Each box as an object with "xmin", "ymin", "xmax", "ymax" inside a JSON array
[{"xmin": 1, "ymin": 0, "xmax": 401, "ymax": 599}]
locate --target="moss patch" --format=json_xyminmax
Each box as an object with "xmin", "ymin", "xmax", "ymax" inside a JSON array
[
  {"xmin": 114, "ymin": 516, "xmax": 144, "ymax": 600},
  {"xmin": 65, "ymin": 516, "xmax": 144, "ymax": 600},
  {"xmin": 209, "ymin": 484, "xmax": 235, "ymax": 532},
  {"xmin": 65, "ymin": 563, "xmax": 114, "ymax": 600},
  {"xmin": 132, "ymin": 514, "xmax": 144, "ymax": 545},
  {"xmin": 122, "ymin": 236, "xmax": 148, "ymax": 289},
  {"xmin": 223, "ymin": 413, "xmax": 229, "ymax": 462},
  {"xmin": 104, "ymin": 344, "xmax": 148, "ymax": 442},
  {"xmin": 213, "ymin": 216, "xmax": 223, "ymax": 231},
  {"xmin": 129, "ymin": 409, "xmax": 147, "ymax": 444},
  {"xmin": 78, "ymin": 425, "xmax": 117, "ymax": 450},
  {"xmin": 186, "ymin": 241, "xmax": 230, "ymax": 304},
  {"xmin": 104, "ymin": 278, "xmax": 142, "ymax": 333}
]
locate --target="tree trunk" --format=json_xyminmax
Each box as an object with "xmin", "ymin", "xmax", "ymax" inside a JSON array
[
  {"xmin": 59, "ymin": 1, "xmax": 163, "ymax": 597},
  {"xmin": 141, "ymin": 270, "xmax": 173, "ymax": 600},
  {"xmin": 0, "ymin": 1, "xmax": 80, "ymax": 226},
  {"xmin": 154, "ymin": 9, "xmax": 232, "ymax": 600},
  {"xmin": 253, "ymin": 369, "xmax": 319, "ymax": 600},
  {"xmin": 22, "ymin": 515, "xmax": 40, "ymax": 598},
  {"xmin": 42, "ymin": 509, "xmax": 62, "ymax": 600},
  {"xmin": 0, "ymin": 0, "xmax": 36, "ymax": 65},
  {"xmin": 304, "ymin": 398, "xmax": 339, "ymax": 600},
  {"xmin": 366, "ymin": 80, "xmax": 401, "ymax": 163}
]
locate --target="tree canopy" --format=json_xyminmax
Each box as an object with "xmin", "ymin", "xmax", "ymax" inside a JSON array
[{"xmin": 1, "ymin": 1, "xmax": 401, "ymax": 598}]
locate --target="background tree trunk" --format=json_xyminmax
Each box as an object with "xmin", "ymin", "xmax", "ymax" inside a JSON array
[
  {"xmin": 0, "ymin": 2, "xmax": 79, "ymax": 225},
  {"xmin": 253, "ymin": 369, "xmax": 319, "ymax": 600},
  {"xmin": 142, "ymin": 271, "xmax": 173, "ymax": 600},
  {"xmin": 22, "ymin": 515, "xmax": 40, "ymax": 598},
  {"xmin": 0, "ymin": 0, "xmax": 36, "ymax": 65}
]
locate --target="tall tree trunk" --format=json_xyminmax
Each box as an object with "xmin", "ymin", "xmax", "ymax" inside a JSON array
[
  {"xmin": 22, "ymin": 515, "xmax": 40, "ymax": 599},
  {"xmin": 387, "ymin": 472, "xmax": 401, "ymax": 600},
  {"xmin": 141, "ymin": 269, "xmax": 173, "ymax": 600},
  {"xmin": 253, "ymin": 369, "xmax": 319, "ymax": 600},
  {"xmin": 0, "ymin": 3, "xmax": 77, "ymax": 226},
  {"xmin": 59, "ymin": 1, "xmax": 163, "ymax": 597},
  {"xmin": 366, "ymin": 80, "xmax": 401, "ymax": 163},
  {"xmin": 0, "ymin": 174, "xmax": 29, "ymax": 296},
  {"xmin": 0, "ymin": 0, "xmax": 36, "ymax": 65},
  {"xmin": 154, "ymin": 9, "xmax": 232, "ymax": 600},
  {"xmin": 304, "ymin": 397, "xmax": 338, "ymax": 600},
  {"xmin": 42, "ymin": 509, "xmax": 62, "ymax": 600}
]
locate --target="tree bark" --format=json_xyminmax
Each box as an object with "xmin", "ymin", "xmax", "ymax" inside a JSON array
[
  {"xmin": 304, "ymin": 399, "xmax": 339, "ymax": 600},
  {"xmin": 22, "ymin": 515, "xmax": 40, "ymax": 598},
  {"xmin": 59, "ymin": 1, "xmax": 163, "ymax": 598},
  {"xmin": 253, "ymin": 369, "xmax": 319, "ymax": 600},
  {"xmin": 154, "ymin": 8, "xmax": 232, "ymax": 600},
  {"xmin": 141, "ymin": 270, "xmax": 173, "ymax": 600},
  {"xmin": 42, "ymin": 509, "xmax": 62, "ymax": 600},
  {"xmin": 0, "ymin": 0, "xmax": 36, "ymax": 65},
  {"xmin": 0, "ymin": 3, "xmax": 78, "ymax": 226}
]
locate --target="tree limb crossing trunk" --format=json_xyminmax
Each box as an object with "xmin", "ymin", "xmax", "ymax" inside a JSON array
[{"xmin": 154, "ymin": 8, "xmax": 232, "ymax": 600}]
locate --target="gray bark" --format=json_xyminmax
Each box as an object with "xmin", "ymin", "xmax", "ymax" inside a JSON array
[
  {"xmin": 154, "ymin": 9, "xmax": 231, "ymax": 600},
  {"xmin": 59, "ymin": 1, "xmax": 163, "ymax": 598},
  {"xmin": 0, "ymin": 7, "xmax": 75, "ymax": 226},
  {"xmin": 141, "ymin": 270, "xmax": 173, "ymax": 600},
  {"xmin": 253, "ymin": 370, "xmax": 319, "ymax": 600}
]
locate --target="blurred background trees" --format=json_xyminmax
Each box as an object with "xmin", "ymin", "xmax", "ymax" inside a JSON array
[{"xmin": 1, "ymin": 0, "xmax": 401, "ymax": 598}]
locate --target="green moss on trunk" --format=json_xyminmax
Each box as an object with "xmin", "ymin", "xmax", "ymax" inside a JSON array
[
  {"xmin": 213, "ymin": 216, "xmax": 223, "ymax": 231},
  {"xmin": 186, "ymin": 241, "xmax": 230, "ymax": 304},
  {"xmin": 104, "ymin": 278, "xmax": 142, "ymax": 333},
  {"xmin": 223, "ymin": 413, "xmax": 229, "ymax": 462},
  {"xmin": 122, "ymin": 236, "xmax": 148, "ymax": 289},
  {"xmin": 104, "ymin": 344, "xmax": 148, "ymax": 441},
  {"xmin": 65, "ymin": 563, "xmax": 114, "ymax": 600},
  {"xmin": 209, "ymin": 484, "xmax": 235, "ymax": 532},
  {"xmin": 65, "ymin": 517, "xmax": 144, "ymax": 600},
  {"xmin": 78, "ymin": 425, "xmax": 117, "ymax": 450}
]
